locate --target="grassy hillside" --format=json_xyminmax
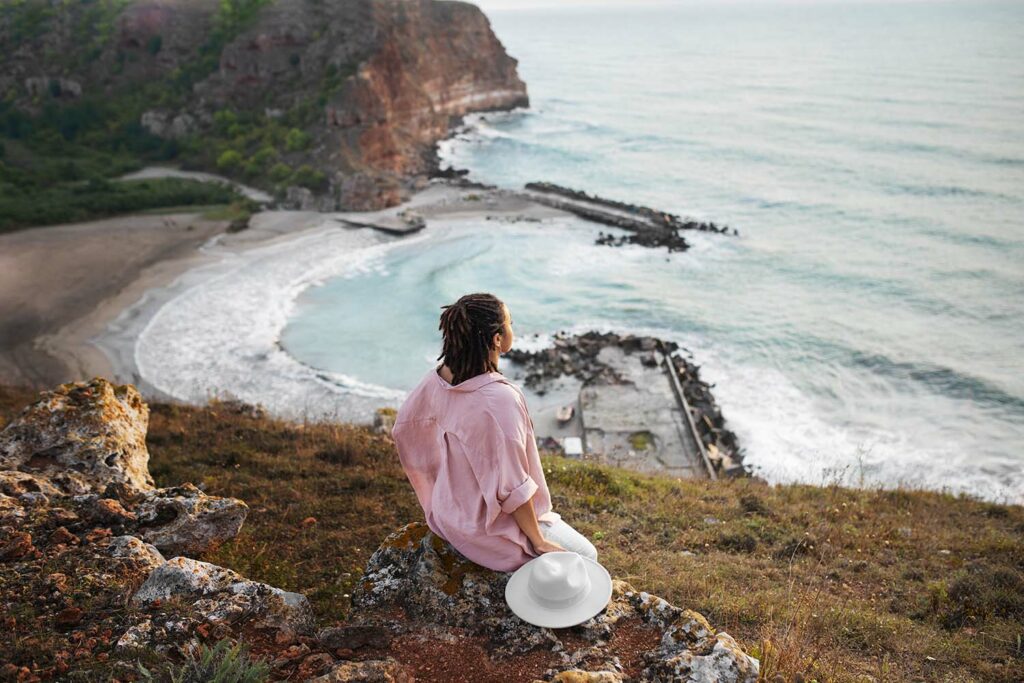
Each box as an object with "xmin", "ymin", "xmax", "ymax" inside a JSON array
[{"xmin": 0, "ymin": 382, "xmax": 1021, "ymax": 682}]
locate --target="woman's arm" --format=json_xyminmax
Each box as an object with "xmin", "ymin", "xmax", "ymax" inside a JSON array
[{"xmin": 511, "ymin": 493, "xmax": 565, "ymax": 553}]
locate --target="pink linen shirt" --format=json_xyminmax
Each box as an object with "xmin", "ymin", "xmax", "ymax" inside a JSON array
[{"xmin": 392, "ymin": 366, "xmax": 561, "ymax": 572}]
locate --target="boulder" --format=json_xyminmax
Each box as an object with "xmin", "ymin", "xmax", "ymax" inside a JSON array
[
  {"xmin": 106, "ymin": 535, "xmax": 166, "ymax": 572},
  {"xmin": 350, "ymin": 522, "xmax": 760, "ymax": 682},
  {"xmin": 132, "ymin": 556, "xmax": 314, "ymax": 634},
  {"xmin": 0, "ymin": 379, "xmax": 313, "ymax": 674},
  {"xmin": 0, "ymin": 378, "xmax": 155, "ymax": 494},
  {"xmin": 0, "ymin": 378, "xmax": 247, "ymax": 556},
  {"xmin": 309, "ymin": 658, "xmax": 413, "ymax": 683},
  {"xmin": 133, "ymin": 483, "xmax": 248, "ymax": 556},
  {"xmin": 140, "ymin": 109, "xmax": 196, "ymax": 139}
]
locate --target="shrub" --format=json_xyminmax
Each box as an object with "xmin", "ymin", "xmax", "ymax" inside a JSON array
[
  {"xmin": 291, "ymin": 164, "xmax": 326, "ymax": 190},
  {"xmin": 138, "ymin": 638, "xmax": 269, "ymax": 683},
  {"xmin": 251, "ymin": 145, "xmax": 277, "ymax": 167},
  {"xmin": 284, "ymin": 127, "xmax": 310, "ymax": 152},
  {"xmin": 269, "ymin": 162, "xmax": 292, "ymax": 182},
  {"xmin": 216, "ymin": 149, "xmax": 243, "ymax": 172}
]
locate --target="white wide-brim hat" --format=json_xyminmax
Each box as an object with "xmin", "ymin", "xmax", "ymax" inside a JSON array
[{"xmin": 505, "ymin": 551, "xmax": 613, "ymax": 628}]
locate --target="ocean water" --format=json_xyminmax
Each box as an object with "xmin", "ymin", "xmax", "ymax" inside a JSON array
[{"xmin": 136, "ymin": 1, "xmax": 1024, "ymax": 503}]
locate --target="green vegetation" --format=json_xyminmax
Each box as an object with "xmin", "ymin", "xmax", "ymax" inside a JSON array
[
  {"xmin": 0, "ymin": 380, "xmax": 1010, "ymax": 683},
  {"xmin": 0, "ymin": 0, "xmax": 354, "ymax": 231},
  {"xmin": 0, "ymin": 174, "xmax": 249, "ymax": 233},
  {"xmin": 628, "ymin": 430, "xmax": 653, "ymax": 451},
  {"xmin": 138, "ymin": 639, "xmax": 270, "ymax": 683}
]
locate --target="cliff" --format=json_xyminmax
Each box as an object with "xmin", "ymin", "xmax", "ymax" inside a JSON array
[{"xmin": 0, "ymin": 0, "xmax": 527, "ymax": 210}]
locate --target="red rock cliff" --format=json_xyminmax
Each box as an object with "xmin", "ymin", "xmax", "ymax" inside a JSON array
[
  {"xmin": 0, "ymin": 0, "xmax": 529, "ymax": 210},
  {"xmin": 323, "ymin": 0, "xmax": 528, "ymax": 206}
]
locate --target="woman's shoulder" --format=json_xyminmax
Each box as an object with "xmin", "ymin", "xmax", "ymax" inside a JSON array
[{"xmin": 479, "ymin": 375, "xmax": 525, "ymax": 407}]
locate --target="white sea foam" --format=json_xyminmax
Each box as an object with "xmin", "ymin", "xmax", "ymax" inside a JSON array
[
  {"xmin": 499, "ymin": 319, "xmax": 1023, "ymax": 504},
  {"xmin": 134, "ymin": 223, "xmax": 433, "ymax": 425}
]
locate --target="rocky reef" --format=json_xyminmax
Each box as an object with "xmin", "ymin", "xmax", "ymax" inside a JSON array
[
  {"xmin": 0, "ymin": 377, "xmax": 758, "ymax": 680},
  {"xmin": 0, "ymin": 0, "xmax": 527, "ymax": 210}
]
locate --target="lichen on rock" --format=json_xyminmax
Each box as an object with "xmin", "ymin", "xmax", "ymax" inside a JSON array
[
  {"xmin": 133, "ymin": 483, "xmax": 248, "ymax": 556},
  {"xmin": 0, "ymin": 378, "xmax": 155, "ymax": 494},
  {"xmin": 350, "ymin": 522, "xmax": 760, "ymax": 681}
]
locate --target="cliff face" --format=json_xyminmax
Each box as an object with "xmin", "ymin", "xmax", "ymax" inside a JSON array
[
  {"xmin": 323, "ymin": 0, "xmax": 528, "ymax": 206},
  {"xmin": 0, "ymin": 0, "xmax": 527, "ymax": 209}
]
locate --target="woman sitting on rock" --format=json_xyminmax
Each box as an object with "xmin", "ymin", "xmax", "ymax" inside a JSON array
[{"xmin": 391, "ymin": 292, "xmax": 598, "ymax": 572}]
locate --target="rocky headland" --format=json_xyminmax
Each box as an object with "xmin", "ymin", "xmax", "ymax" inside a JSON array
[
  {"xmin": 1, "ymin": 0, "xmax": 528, "ymax": 211},
  {"xmin": 0, "ymin": 377, "xmax": 759, "ymax": 681}
]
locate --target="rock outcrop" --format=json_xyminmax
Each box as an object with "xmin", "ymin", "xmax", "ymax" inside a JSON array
[
  {"xmin": 0, "ymin": 378, "xmax": 758, "ymax": 681},
  {"xmin": 0, "ymin": 379, "xmax": 247, "ymax": 555},
  {"xmin": 0, "ymin": 378, "xmax": 295, "ymax": 677},
  {"xmin": 0, "ymin": 0, "xmax": 528, "ymax": 210},
  {"xmin": 341, "ymin": 522, "xmax": 760, "ymax": 682},
  {"xmin": 0, "ymin": 378, "xmax": 155, "ymax": 494}
]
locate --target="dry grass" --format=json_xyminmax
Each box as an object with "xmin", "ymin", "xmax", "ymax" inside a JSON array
[{"xmin": 1, "ymin": 382, "xmax": 1021, "ymax": 682}]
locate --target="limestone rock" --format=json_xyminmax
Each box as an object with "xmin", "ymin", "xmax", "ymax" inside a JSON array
[
  {"xmin": 140, "ymin": 109, "xmax": 197, "ymax": 139},
  {"xmin": 0, "ymin": 471, "xmax": 62, "ymax": 498},
  {"xmin": 24, "ymin": 76, "xmax": 81, "ymax": 98},
  {"xmin": 0, "ymin": 378, "xmax": 155, "ymax": 494},
  {"xmin": 133, "ymin": 483, "xmax": 248, "ymax": 556},
  {"xmin": 352, "ymin": 520, "xmax": 558, "ymax": 657},
  {"xmin": 352, "ymin": 522, "xmax": 760, "ymax": 682},
  {"xmin": 541, "ymin": 672, "xmax": 624, "ymax": 683},
  {"xmin": 308, "ymin": 658, "xmax": 413, "ymax": 683},
  {"xmin": 133, "ymin": 556, "xmax": 315, "ymax": 635},
  {"xmin": 106, "ymin": 535, "xmax": 166, "ymax": 572}
]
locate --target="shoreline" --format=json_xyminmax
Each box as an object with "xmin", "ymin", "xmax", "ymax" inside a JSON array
[{"xmin": 0, "ymin": 178, "xmax": 574, "ymax": 409}]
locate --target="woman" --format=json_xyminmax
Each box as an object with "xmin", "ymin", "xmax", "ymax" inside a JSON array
[{"xmin": 391, "ymin": 292, "xmax": 598, "ymax": 572}]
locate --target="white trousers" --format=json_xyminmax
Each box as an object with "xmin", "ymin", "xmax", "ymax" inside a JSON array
[{"xmin": 538, "ymin": 518, "xmax": 598, "ymax": 562}]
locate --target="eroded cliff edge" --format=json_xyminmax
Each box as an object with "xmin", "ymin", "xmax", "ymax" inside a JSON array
[{"xmin": 0, "ymin": 0, "xmax": 528, "ymax": 209}]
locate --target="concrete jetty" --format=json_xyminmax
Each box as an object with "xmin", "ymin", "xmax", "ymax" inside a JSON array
[{"xmin": 505, "ymin": 332, "xmax": 744, "ymax": 480}]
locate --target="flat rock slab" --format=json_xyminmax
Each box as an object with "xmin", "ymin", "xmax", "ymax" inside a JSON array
[{"xmin": 579, "ymin": 346, "xmax": 704, "ymax": 478}]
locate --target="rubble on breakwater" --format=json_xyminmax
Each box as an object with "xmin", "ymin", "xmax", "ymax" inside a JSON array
[
  {"xmin": 506, "ymin": 331, "xmax": 747, "ymax": 478},
  {"xmin": 523, "ymin": 182, "xmax": 738, "ymax": 252}
]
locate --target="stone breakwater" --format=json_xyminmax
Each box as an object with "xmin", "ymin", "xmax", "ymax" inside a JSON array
[
  {"xmin": 0, "ymin": 377, "xmax": 759, "ymax": 681},
  {"xmin": 523, "ymin": 182, "xmax": 738, "ymax": 253},
  {"xmin": 506, "ymin": 331, "xmax": 747, "ymax": 478}
]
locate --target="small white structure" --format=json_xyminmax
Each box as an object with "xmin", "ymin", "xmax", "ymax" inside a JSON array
[{"xmin": 562, "ymin": 436, "xmax": 583, "ymax": 457}]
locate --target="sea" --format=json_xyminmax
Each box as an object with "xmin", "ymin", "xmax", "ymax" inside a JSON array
[{"xmin": 133, "ymin": 1, "xmax": 1024, "ymax": 504}]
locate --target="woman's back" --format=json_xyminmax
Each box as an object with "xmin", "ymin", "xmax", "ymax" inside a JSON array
[{"xmin": 392, "ymin": 366, "xmax": 561, "ymax": 572}]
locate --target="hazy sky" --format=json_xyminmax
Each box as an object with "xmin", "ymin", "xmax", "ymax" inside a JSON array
[{"xmin": 470, "ymin": 0, "xmax": 951, "ymax": 10}]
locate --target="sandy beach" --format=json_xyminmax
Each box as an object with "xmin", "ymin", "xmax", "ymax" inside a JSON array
[
  {"xmin": 0, "ymin": 211, "xmax": 231, "ymax": 392},
  {"xmin": 0, "ymin": 177, "xmax": 571, "ymax": 408}
]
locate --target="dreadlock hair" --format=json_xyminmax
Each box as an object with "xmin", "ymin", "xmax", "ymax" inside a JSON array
[{"xmin": 437, "ymin": 292, "xmax": 506, "ymax": 386}]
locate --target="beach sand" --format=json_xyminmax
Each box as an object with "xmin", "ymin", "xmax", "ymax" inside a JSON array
[
  {"xmin": 0, "ymin": 181, "xmax": 570, "ymax": 406},
  {"xmin": 0, "ymin": 212, "xmax": 231, "ymax": 392}
]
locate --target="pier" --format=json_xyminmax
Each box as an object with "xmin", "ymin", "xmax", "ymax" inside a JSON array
[{"xmin": 506, "ymin": 332, "xmax": 742, "ymax": 480}]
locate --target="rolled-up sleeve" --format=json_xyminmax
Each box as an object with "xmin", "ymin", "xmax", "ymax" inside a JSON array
[
  {"xmin": 497, "ymin": 442, "xmax": 539, "ymax": 513},
  {"xmin": 463, "ymin": 404, "xmax": 539, "ymax": 515}
]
